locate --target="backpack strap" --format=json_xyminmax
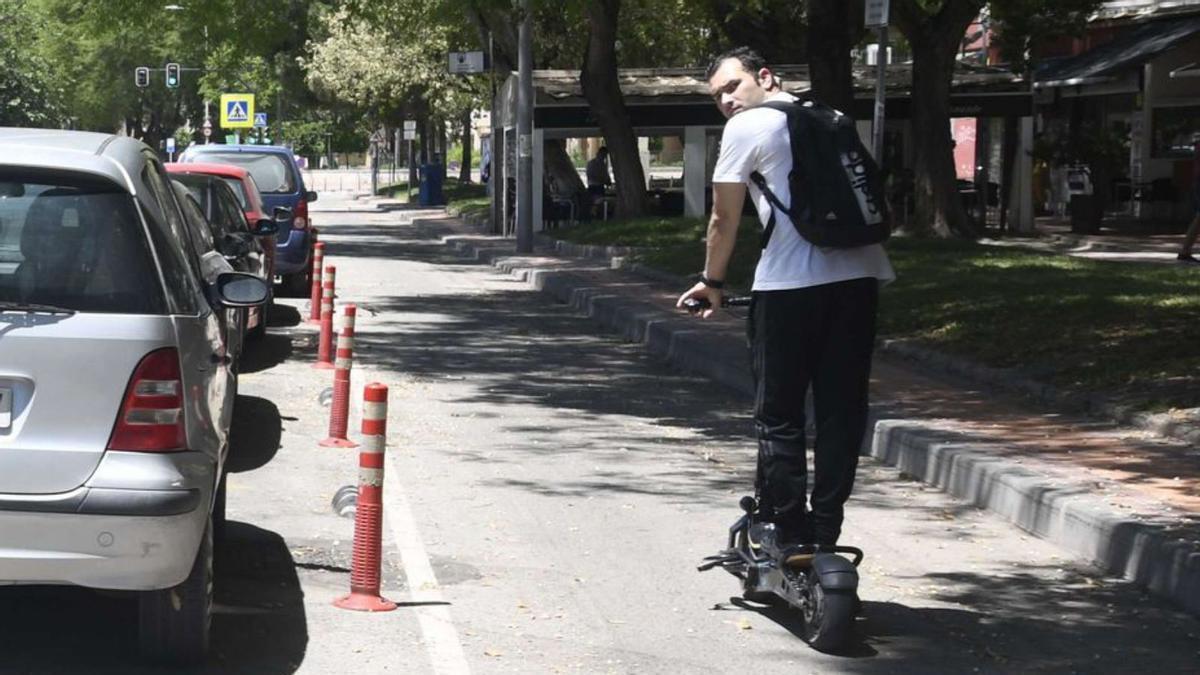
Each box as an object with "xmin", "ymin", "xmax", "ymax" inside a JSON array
[
  {"xmin": 747, "ymin": 100, "xmax": 799, "ymax": 250},
  {"xmin": 749, "ymin": 171, "xmax": 783, "ymax": 250}
]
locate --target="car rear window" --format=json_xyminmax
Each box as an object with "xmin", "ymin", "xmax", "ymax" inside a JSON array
[
  {"xmin": 198, "ymin": 153, "xmax": 295, "ymax": 194},
  {"xmin": 0, "ymin": 172, "xmax": 166, "ymax": 314}
]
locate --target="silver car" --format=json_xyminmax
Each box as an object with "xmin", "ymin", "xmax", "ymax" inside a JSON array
[{"xmin": 0, "ymin": 129, "xmax": 268, "ymax": 663}]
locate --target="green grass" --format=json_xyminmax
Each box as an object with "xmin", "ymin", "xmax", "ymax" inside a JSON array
[{"xmin": 546, "ymin": 216, "xmax": 1200, "ymax": 410}]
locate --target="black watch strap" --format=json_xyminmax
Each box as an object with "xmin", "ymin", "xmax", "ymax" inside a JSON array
[{"xmin": 701, "ymin": 275, "xmax": 725, "ymax": 290}]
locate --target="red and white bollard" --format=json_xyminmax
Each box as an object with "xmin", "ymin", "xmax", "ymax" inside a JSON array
[
  {"xmin": 315, "ymin": 265, "xmax": 336, "ymax": 370},
  {"xmin": 320, "ymin": 304, "xmax": 358, "ymax": 448},
  {"xmin": 334, "ymin": 383, "xmax": 397, "ymax": 612},
  {"xmin": 308, "ymin": 241, "xmax": 325, "ymax": 324}
]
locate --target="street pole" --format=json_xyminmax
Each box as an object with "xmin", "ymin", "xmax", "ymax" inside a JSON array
[
  {"xmin": 489, "ymin": 31, "xmax": 501, "ymax": 234},
  {"xmin": 865, "ymin": 1, "xmax": 891, "ymax": 165},
  {"xmin": 408, "ymin": 139, "xmax": 416, "ymax": 202},
  {"xmin": 516, "ymin": 0, "xmax": 533, "ymax": 253},
  {"xmin": 871, "ymin": 24, "xmax": 888, "ymax": 164}
]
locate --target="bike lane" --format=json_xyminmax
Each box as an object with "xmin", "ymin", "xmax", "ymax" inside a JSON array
[{"xmin": 305, "ymin": 197, "xmax": 1198, "ymax": 674}]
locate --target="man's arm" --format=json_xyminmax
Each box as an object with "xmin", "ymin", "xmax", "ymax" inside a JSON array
[{"xmin": 676, "ymin": 181, "xmax": 747, "ymax": 318}]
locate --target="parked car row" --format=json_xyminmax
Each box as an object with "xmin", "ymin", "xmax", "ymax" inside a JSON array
[
  {"xmin": 0, "ymin": 128, "xmax": 314, "ymax": 664},
  {"xmin": 179, "ymin": 144, "xmax": 319, "ymax": 296}
]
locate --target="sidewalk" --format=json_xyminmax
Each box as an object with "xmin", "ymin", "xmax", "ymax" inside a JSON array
[
  {"xmin": 404, "ymin": 206, "xmax": 1200, "ymax": 619},
  {"xmin": 979, "ymin": 216, "xmax": 1195, "ymax": 265}
]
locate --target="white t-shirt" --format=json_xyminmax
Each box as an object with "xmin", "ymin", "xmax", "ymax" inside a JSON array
[{"xmin": 711, "ymin": 92, "xmax": 896, "ymax": 291}]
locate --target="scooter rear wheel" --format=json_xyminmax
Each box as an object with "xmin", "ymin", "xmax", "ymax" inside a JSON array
[{"xmin": 801, "ymin": 575, "xmax": 855, "ymax": 652}]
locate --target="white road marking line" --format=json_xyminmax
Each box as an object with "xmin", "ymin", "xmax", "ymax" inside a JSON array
[
  {"xmin": 353, "ymin": 369, "xmax": 470, "ymax": 675},
  {"xmin": 384, "ymin": 465, "xmax": 472, "ymax": 675}
]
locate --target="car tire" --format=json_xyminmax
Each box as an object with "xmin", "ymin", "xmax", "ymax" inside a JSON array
[
  {"xmin": 283, "ymin": 271, "xmax": 308, "ymax": 297},
  {"xmin": 138, "ymin": 518, "xmax": 212, "ymax": 664},
  {"xmin": 212, "ymin": 472, "xmax": 228, "ymax": 544}
]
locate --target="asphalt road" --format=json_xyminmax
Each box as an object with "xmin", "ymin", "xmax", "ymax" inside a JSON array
[{"xmin": 1, "ymin": 194, "xmax": 1195, "ymax": 674}]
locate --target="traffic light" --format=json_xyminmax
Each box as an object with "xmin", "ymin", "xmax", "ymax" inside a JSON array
[
  {"xmin": 134, "ymin": 66, "xmax": 150, "ymax": 88},
  {"xmin": 165, "ymin": 63, "xmax": 181, "ymax": 89}
]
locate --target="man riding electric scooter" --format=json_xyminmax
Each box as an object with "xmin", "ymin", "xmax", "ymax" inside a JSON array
[{"xmin": 682, "ymin": 47, "xmax": 895, "ymax": 651}]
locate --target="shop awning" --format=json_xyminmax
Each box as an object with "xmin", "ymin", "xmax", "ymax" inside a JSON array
[{"xmin": 1035, "ymin": 14, "xmax": 1200, "ymax": 88}]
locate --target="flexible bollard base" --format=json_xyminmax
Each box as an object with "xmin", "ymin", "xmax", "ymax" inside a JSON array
[
  {"xmin": 333, "ymin": 592, "xmax": 397, "ymax": 612},
  {"xmin": 319, "ymin": 436, "xmax": 359, "ymax": 448}
]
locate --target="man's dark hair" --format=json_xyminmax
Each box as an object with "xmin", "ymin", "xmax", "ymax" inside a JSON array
[
  {"xmin": 705, "ymin": 46, "xmax": 768, "ymax": 81},
  {"xmin": 597, "ymin": 146, "xmax": 609, "ymax": 156}
]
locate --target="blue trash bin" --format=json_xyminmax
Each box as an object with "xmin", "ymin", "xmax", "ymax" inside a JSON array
[{"xmin": 418, "ymin": 162, "xmax": 445, "ymax": 206}]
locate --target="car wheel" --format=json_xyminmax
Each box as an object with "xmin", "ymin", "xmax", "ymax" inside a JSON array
[
  {"xmin": 283, "ymin": 271, "xmax": 308, "ymax": 297},
  {"xmin": 138, "ymin": 518, "xmax": 212, "ymax": 664}
]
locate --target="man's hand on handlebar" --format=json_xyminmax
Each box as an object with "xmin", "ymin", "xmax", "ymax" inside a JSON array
[{"xmin": 677, "ymin": 282, "xmax": 722, "ymax": 319}]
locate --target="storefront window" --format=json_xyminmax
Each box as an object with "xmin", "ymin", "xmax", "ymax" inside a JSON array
[{"xmin": 1152, "ymin": 106, "xmax": 1200, "ymax": 158}]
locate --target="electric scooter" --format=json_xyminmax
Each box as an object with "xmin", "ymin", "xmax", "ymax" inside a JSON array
[
  {"xmin": 683, "ymin": 294, "xmax": 863, "ymax": 652},
  {"xmin": 698, "ymin": 496, "xmax": 862, "ymax": 652}
]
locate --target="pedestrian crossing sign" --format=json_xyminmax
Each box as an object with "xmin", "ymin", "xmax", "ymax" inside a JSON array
[{"xmin": 220, "ymin": 94, "xmax": 255, "ymax": 129}]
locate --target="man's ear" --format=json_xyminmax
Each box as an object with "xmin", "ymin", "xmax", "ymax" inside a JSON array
[{"xmin": 758, "ymin": 67, "xmax": 778, "ymax": 90}]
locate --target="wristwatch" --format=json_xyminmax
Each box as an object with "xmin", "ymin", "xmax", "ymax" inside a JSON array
[{"xmin": 701, "ymin": 275, "xmax": 725, "ymax": 290}]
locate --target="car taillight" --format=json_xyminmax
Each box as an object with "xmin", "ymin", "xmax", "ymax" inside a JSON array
[
  {"xmin": 293, "ymin": 198, "xmax": 309, "ymax": 230},
  {"xmin": 107, "ymin": 348, "xmax": 186, "ymax": 452}
]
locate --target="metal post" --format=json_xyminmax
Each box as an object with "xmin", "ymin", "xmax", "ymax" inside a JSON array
[
  {"xmin": 371, "ymin": 142, "xmax": 379, "ymax": 195},
  {"xmin": 408, "ymin": 140, "xmax": 416, "ymax": 202},
  {"xmin": 489, "ymin": 31, "xmax": 502, "ymax": 234},
  {"xmin": 516, "ymin": 0, "xmax": 534, "ymax": 253},
  {"xmin": 872, "ymin": 25, "xmax": 888, "ymax": 164}
]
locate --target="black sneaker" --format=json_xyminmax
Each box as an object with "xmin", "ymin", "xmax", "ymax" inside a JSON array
[
  {"xmin": 750, "ymin": 522, "xmax": 815, "ymax": 566},
  {"xmin": 1178, "ymin": 254, "xmax": 1200, "ymax": 264}
]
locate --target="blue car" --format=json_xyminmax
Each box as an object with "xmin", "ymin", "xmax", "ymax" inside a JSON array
[{"xmin": 179, "ymin": 145, "xmax": 318, "ymax": 294}]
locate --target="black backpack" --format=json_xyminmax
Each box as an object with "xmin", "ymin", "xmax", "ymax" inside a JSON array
[{"xmin": 748, "ymin": 99, "xmax": 891, "ymax": 249}]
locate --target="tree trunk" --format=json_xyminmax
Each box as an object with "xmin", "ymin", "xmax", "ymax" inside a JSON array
[
  {"xmin": 544, "ymin": 139, "xmax": 587, "ymax": 217},
  {"xmin": 894, "ymin": 0, "xmax": 984, "ymax": 238},
  {"xmin": 460, "ymin": 109, "xmax": 473, "ymax": 183},
  {"xmin": 807, "ymin": 0, "xmax": 862, "ymax": 114},
  {"xmin": 580, "ymin": 0, "xmax": 650, "ymax": 219},
  {"xmin": 544, "ymin": 140, "xmax": 584, "ymax": 194}
]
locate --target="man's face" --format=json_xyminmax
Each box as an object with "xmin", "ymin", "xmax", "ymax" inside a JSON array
[{"xmin": 708, "ymin": 58, "xmax": 774, "ymax": 119}]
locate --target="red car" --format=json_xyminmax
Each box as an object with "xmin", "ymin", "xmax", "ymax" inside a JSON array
[{"xmin": 166, "ymin": 162, "xmax": 280, "ymax": 287}]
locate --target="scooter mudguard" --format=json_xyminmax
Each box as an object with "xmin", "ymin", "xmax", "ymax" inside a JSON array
[{"xmin": 811, "ymin": 553, "xmax": 858, "ymax": 591}]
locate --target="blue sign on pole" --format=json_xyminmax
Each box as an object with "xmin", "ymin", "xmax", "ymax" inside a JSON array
[{"xmin": 253, "ymin": 112, "xmax": 268, "ymax": 128}]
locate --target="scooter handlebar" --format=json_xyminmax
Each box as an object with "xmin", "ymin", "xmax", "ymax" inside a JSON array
[{"xmin": 682, "ymin": 295, "xmax": 751, "ymax": 314}]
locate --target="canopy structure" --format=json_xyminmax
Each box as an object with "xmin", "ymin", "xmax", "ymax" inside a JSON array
[
  {"xmin": 1035, "ymin": 15, "xmax": 1200, "ymax": 88},
  {"xmin": 493, "ymin": 63, "xmax": 1031, "ymax": 228}
]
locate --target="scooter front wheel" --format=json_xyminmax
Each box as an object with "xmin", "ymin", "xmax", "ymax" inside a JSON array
[{"xmin": 801, "ymin": 576, "xmax": 856, "ymax": 652}]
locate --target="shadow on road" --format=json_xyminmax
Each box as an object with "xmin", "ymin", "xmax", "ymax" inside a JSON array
[
  {"xmin": 227, "ymin": 395, "xmax": 282, "ymax": 473},
  {"xmin": 0, "ymin": 522, "xmax": 306, "ymax": 674},
  {"xmin": 240, "ymin": 332, "xmax": 295, "ymax": 375},
  {"xmin": 266, "ymin": 302, "xmax": 303, "ymax": 328}
]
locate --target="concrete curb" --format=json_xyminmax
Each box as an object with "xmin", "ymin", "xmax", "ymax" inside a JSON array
[
  {"xmin": 440, "ymin": 222, "xmax": 1200, "ymax": 618},
  {"xmin": 869, "ymin": 421, "xmax": 1200, "ymax": 618}
]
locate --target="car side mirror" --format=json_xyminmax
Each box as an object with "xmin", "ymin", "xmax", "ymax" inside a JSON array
[
  {"xmin": 305, "ymin": 190, "xmax": 318, "ymax": 203},
  {"xmin": 272, "ymin": 206, "xmax": 293, "ymax": 223},
  {"xmin": 253, "ymin": 218, "xmax": 279, "ymax": 236},
  {"xmin": 215, "ymin": 272, "xmax": 269, "ymax": 307}
]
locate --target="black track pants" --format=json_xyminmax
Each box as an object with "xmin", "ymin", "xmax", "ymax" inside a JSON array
[{"xmin": 747, "ymin": 277, "xmax": 878, "ymax": 546}]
